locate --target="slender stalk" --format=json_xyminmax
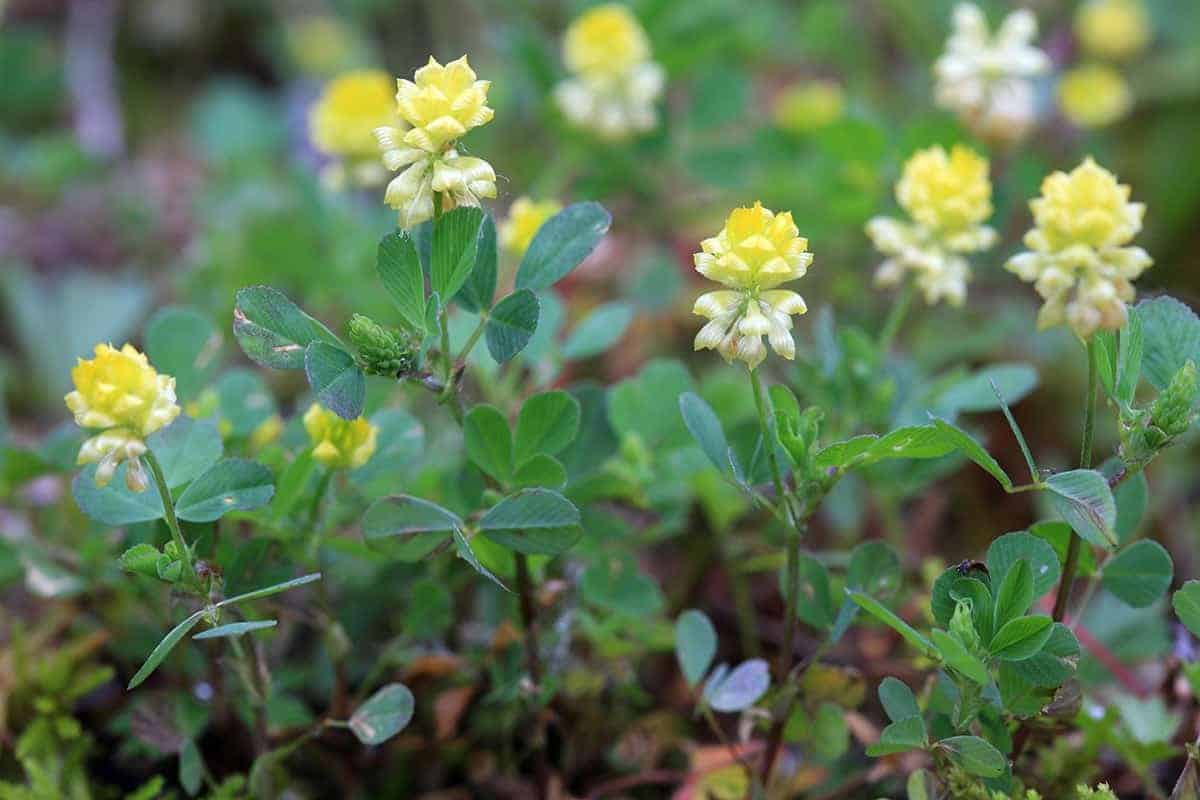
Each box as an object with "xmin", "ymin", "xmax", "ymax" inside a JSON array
[
  {"xmin": 515, "ymin": 552, "xmax": 550, "ymax": 799},
  {"xmin": 1053, "ymin": 337, "xmax": 1099, "ymax": 622},
  {"xmin": 144, "ymin": 450, "xmax": 198, "ymax": 589},
  {"xmin": 455, "ymin": 313, "xmax": 488, "ymax": 365},
  {"xmin": 878, "ymin": 279, "xmax": 916, "ymax": 352},
  {"xmin": 749, "ymin": 367, "xmax": 785, "ymax": 504},
  {"xmin": 713, "ymin": 524, "xmax": 760, "ymax": 658}
]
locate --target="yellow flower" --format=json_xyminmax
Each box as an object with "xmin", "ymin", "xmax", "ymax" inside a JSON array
[
  {"xmin": 303, "ymin": 404, "xmax": 378, "ymax": 470},
  {"xmin": 393, "ymin": 55, "xmax": 494, "ymax": 153},
  {"xmin": 375, "ymin": 56, "xmax": 497, "ymax": 229},
  {"xmin": 692, "ymin": 202, "xmax": 812, "ymax": 369},
  {"xmin": 772, "ymin": 81, "xmax": 845, "ymax": 134},
  {"xmin": 1076, "ymin": 0, "xmax": 1151, "ymax": 61},
  {"xmin": 1006, "ymin": 158, "xmax": 1151, "ymax": 337},
  {"xmin": 309, "ymin": 69, "xmax": 400, "ymax": 188},
  {"xmin": 934, "ymin": 4, "xmax": 1049, "ymax": 145},
  {"xmin": 250, "ymin": 414, "xmax": 284, "ymax": 451},
  {"xmin": 1058, "ymin": 64, "xmax": 1132, "ymax": 128},
  {"xmin": 500, "ymin": 197, "xmax": 561, "ymax": 256},
  {"xmin": 65, "ymin": 343, "xmax": 180, "ymax": 489},
  {"xmin": 563, "ymin": 4, "xmax": 651, "ymax": 78},
  {"xmin": 866, "ymin": 145, "xmax": 996, "ymax": 306}
]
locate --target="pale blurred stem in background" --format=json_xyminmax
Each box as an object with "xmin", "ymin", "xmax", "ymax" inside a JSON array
[
  {"xmin": 66, "ymin": 0, "xmax": 125, "ymax": 159},
  {"xmin": 228, "ymin": 634, "xmax": 270, "ymax": 755},
  {"xmin": 1053, "ymin": 337, "xmax": 1099, "ymax": 622},
  {"xmin": 878, "ymin": 278, "xmax": 917, "ymax": 352},
  {"xmin": 712, "ymin": 523, "xmax": 760, "ymax": 658},
  {"xmin": 145, "ymin": 450, "xmax": 199, "ymax": 590}
]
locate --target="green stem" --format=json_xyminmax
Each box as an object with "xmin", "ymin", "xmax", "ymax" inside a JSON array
[
  {"xmin": 749, "ymin": 367, "xmax": 785, "ymax": 506},
  {"xmin": 144, "ymin": 450, "xmax": 198, "ymax": 589},
  {"xmin": 878, "ymin": 278, "xmax": 917, "ymax": 352},
  {"xmin": 1053, "ymin": 337, "xmax": 1099, "ymax": 622},
  {"xmin": 455, "ymin": 313, "xmax": 488, "ymax": 365}
]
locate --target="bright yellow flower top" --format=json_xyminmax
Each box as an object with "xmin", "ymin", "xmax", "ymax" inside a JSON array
[
  {"xmin": 563, "ymin": 4, "xmax": 651, "ymax": 78},
  {"xmin": 1006, "ymin": 158, "xmax": 1151, "ymax": 337},
  {"xmin": 394, "ymin": 56, "xmax": 494, "ymax": 153},
  {"xmin": 1076, "ymin": 0, "xmax": 1151, "ymax": 61},
  {"xmin": 897, "ymin": 145, "xmax": 992, "ymax": 235},
  {"xmin": 1058, "ymin": 64, "xmax": 1132, "ymax": 128},
  {"xmin": 866, "ymin": 145, "xmax": 995, "ymax": 307},
  {"xmin": 772, "ymin": 82, "xmax": 845, "ymax": 134},
  {"xmin": 65, "ymin": 343, "xmax": 181, "ymax": 489},
  {"xmin": 692, "ymin": 203, "xmax": 811, "ymax": 369},
  {"xmin": 310, "ymin": 70, "xmax": 400, "ymax": 159},
  {"xmin": 500, "ymin": 197, "xmax": 561, "ymax": 256},
  {"xmin": 303, "ymin": 403, "xmax": 378, "ymax": 470}
]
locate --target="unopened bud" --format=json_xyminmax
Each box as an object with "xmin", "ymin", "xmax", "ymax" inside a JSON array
[
  {"xmin": 949, "ymin": 599, "xmax": 982, "ymax": 655},
  {"xmin": 1149, "ymin": 361, "xmax": 1198, "ymax": 439},
  {"xmin": 347, "ymin": 314, "xmax": 415, "ymax": 377}
]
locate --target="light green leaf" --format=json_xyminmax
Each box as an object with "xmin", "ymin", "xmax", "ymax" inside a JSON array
[
  {"xmin": 676, "ymin": 609, "xmax": 717, "ymax": 688},
  {"xmin": 464, "ymin": 405, "xmax": 514, "ymax": 484},
  {"xmin": 127, "ymin": 608, "xmax": 207, "ymax": 689},
  {"xmin": 561, "ymin": 301, "xmax": 634, "ymax": 360},
  {"xmin": 1172, "ymin": 580, "xmax": 1200, "ymax": 638},
  {"xmin": 1136, "ymin": 296, "xmax": 1200, "ymax": 390},
  {"xmin": 993, "ymin": 558, "xmax": 1035, "ymax": 632},
  {"xmin": 455, "ymin": 213, "xmax": 497, "ymax": 313},
  {"xmin": 1046, "ymin": 469, "xmax": 1118, "ymax": 548},
  {"xmin": 362, "ymin": 495, "xmax": 460, "ymax": 561},
  {"xmin": 813, "ymin": 434, "xmax": 878, "ymax": 469},
  {"xmin": 147, "ymin": 416, "xmax": 223, "ymax": 489},
  {"xmin": 431, "ymin": 206, "xmax": 484, "ymax": 301},
  {"xmin": 485, "ymin": 289, "xmax": 539, "ymax": 363},
  {"xmin": 304, "ymin": 341, "xmax": 365, "ymax": 420},
  {"xmin": 987, "ymin": 531, "xmax": 1061, "ymax": 601},
  {"xmin": 232, "ymin": 285, "xmax": 340, "ymax": 370},
  {"xmin": 1102, "ymin": 539, "xmax": 1173, "ymax": 608},
  {"xmin": 377, "ymin": 231, "xmax": 427, "ymax": 333},
  {"xmin": 847, "ymin": 590, "xmax": 934, "ymax": 656},
  {"xmin": 937, "ymin": 363, "xmax": 1038, "ymax": 415},
  {"xmin": 513, "ymin": 453, "xmax": 567, "ymax": 489},
  {"xmin": 938, "ymin": 736, "xmax": 1006, "ymax": 778},
  {"xmin": 679, "ymin": 391, "xmax": 733, "ymax": 475},
  {"xmin": 72, "ymin": 464, "xmax": 165, "ymax": 525},
  {"xmin": 866, "ymin": 716, "xmax": 927, "ymax": 756},
  {"xmin": 119, "ymin": 544, "xmax": 162, "ymax": 579},
  {"xmin": 144, "ymin": 306, "xmax": 220, "ymax": 400},
  {"xmin": 349, "ymin": 683, "xmax": 415, "ymax": 745},
  {"xmin": 930, "ymin": 417, "xmax": 1011, "ymax": 490},
  {"xmin": 515, "ymin": 391, "xmax": 580, "ymax": 463},
  {"xmin": 515, "ymin": 202, "xmax": 611, "ymax": 290},
  {"xmin": 193, "ymin": 620, "xmax": 277, "ymax": 639},
  {"xmin": 930, "ymin": 629, "xmax": 989, "ymax": 685},
  {"xmin": 478, "ymin": 488, "xmax": 583, "ymax": 555},
  {"xmin": 989, "ymin": 615, "xmax": 1053, "ymax": 661},
  {"xmin": 878, "ymin": 677, "xmax": 920, "ymax": 723},
  {"xmin": 174, "ymin": 458, "xmax": 274, "ymax": 522}
]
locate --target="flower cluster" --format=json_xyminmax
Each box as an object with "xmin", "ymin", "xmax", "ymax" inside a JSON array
[
  {"xmin": 1058, "ymin": 0, "xmax": 1146, "ymax": 131},
  {"xmin": 500, "ymin": 197, "xmax": 560, "ymax": 256},
  {"xmin": 309, "ymin": 70, "xmax": 399, "ymax": 189},
  {"xmin": 1076, "ymin": 0, "xmax": 1150, "ymax": 61},
  {"xmin": 1006, "ymin": 157, "xmax": 1151, "ymax": 338},
  {"xmin": 65, "ymin": 344, "xmax": 181, "ymax": 491},
  {"xmin": 375, "ymin": 56, "xmax": 497, "ymax": 229},
  {"xmin": 692, "ymin": 202, "xmax": 811, "ymax": 369},
  {"xmin": 303, "ymin": 404, "xmax": 378, "ymax": 471},
  {"xmin": 933, "ymin": 3, "xmax": 1049, "ymax": 145},
  {"xmin": 554, "ymin": 4, "xmax": 665, "ymax": 139},
  {"xmin": 866, "ymin": 145, "xmax": 995, "ymax": 306}
]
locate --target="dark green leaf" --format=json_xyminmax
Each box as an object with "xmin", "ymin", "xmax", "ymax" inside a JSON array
[
  {"xmin": 879, "ymin": 677, "xmax": 920, "ymax": 723},
  {"xmin": 147, "ymin": 416, "xmax": 223, "ymax": 489},
  {"xmin": 478, "ymin": 488, "xmax": 583, "ymax": 555},
  {"xmin": 362, "ymin": 495, "xmax": 460, "ymax": 560},
  {"xmin": 193, "ymin": 620, "xmax": 277, "ymax": 639},
  {"xmin": 464, "ymin": 404, "xmax": 513, "ymax": 484},
  {"xmin": 930, "ymin": 417, "xmax": 1011, "ymax": 490},
  {"xmin": 1102, "ymin": 539, "xmax": 1173, "ymax": 608},
  {"xmin": 938, "ymin": 736, "xmax": 1006, "ymax": 778},
  {"xmin": 989, "ymin": 615, "xmax": 1053, "ymax": 661},
  {"xmin": 144, "ymin": 306, "xmax": 220, "ymax": 399},
  {"xmin": 127, "ymin": 609, "xmax": 206, "ymax": 689},
  {"xmin": 515, "ymin": 202, "xmax": 611, "ymax": 290},
  {"xmin": 377, "ymin": 231, "xmax": 427, "ymax": 333},
  {"xmin": 1136, "ymin": 296, "xmax": 1200, "ymax": 391},
  {"xmin": 72, "ymin": 464, "xmax": 165, "ymax": 525},
  {"xmin": 848, "ymin": 540, "xmax": 901, "ymax": 599},
  {"xmin": 455, "ymin": 213, "xmax": 497, "ymax": 313},
  {"xmin": 233, "ymin": 286, "xmax": 340, "ymax": 370},
  {"xmin": 561, "ymin": 302, "xmax": 634, "ymax": 360},
  {"xmin": 513, "ymin": 453, "xmax": 567, "ymax": 489},
  {"xmin": 349, "ymin": 683, "xmax": 415, "ymax": 745},
  {"xmin": 431, "ymin": 206, "xmax": 484, "ymax": 301},
  {"xmin": 174, "ymin": 459, "xmax": 274, "ymax": 522},
  {"xmin": 1046, "ymin": 469, "xmax": 1117, "ymax": 548},
  {"xmin": 216, "ymin": 572, "xmax": 321, "ymax": 607},
  {"xmin": 987, "ymin": 531, "xmax": 1061, "ymax": 600},
  {"xmin": 676, "ymin": 609, "xmax": 717, "ymax": 688},
  {"xmin": 485, "ymin": 289, "xmax": 539, "ymax": 363},
  {"xmin": 993, "ymin": 558, "xmax": 1034, "ymax": 631},
  {"xmin": 1173, "ymin": 580, "xmax": 1200, "ymax": 638},
  {"xmin": 679, "ymin": 392, "xmax": 733, "ymax": 475},
  {"xmin": 866, "ymin": 716, "xmax": 927, "ymax": 755},
  {"xmin": 304, "ymin": 342, "xmax": 365, "ymax": 420},
  {"xmin": 514, "ymin": 391, "xmax": 580, "ymax": 463}
]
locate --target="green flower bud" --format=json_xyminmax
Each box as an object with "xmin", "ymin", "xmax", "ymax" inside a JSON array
[
  {"xmin": 949, "ymin": 599, "xmax": 982, "ymax": 654},
  {"xmin": 347, "ymin": 314, "xmax": 415, "ymax": 377},
  {"xmin": 1149, "ymin": 360, "xmax": 1198, "ymax": 439}
]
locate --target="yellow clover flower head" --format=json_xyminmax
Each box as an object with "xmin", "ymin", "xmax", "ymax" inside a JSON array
[
  {"xmin": 375, "ymin": 56, "xmax": 497, "ymax": 229},
  {"xmin": 303, "ymin": 403, "xmax": 378, "ymax": 470},
  {"xmin": 1076, "ymin": 0, "xmax": 1151, "ymax": 61},
  {"xmin": 500, "ymin": 197, "xmax": 561, "ymax": 256},
  {"xmin": 65, "ymin": 343, "xmax": 181, "ymax": 490},
  {"xmin": 866, "ymin": 145, "xmax": 996, "ymax": 307},
  {"xmin": 933, "ymin": 4, "xmax": 1049, "ymax": 145},
  {"xmin": 1006, "ymin": 157, "xmax": 1151, "ymax": 338},
  {"xmin": 692, "ymin": 202, "xmax": 811, "ymax": 369},
  {"xmin": 309, "ymin": 69, "xmax": 400, "ymax": 188},
  {"xmin": 563, "ymin": 4, "xmax": 651, "ymax": 78},
  {"xmin": 1058, "ymin": 64, "xmax": 1132, "ymax": 129},
  {"xmin": 555, "ymin": 4, "xmax": 664, "ymax": 139},
  {"xmin": 772, "ymin": 81, "xmax": 845, "ymax": 134}
]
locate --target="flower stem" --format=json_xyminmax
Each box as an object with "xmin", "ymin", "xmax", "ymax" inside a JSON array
[
  {"xmin": 1053, "ymin": 337, "xmax": 1099, "ymax": 622},
  {"xmin": 144, "ymin": 450, "xmax": 198, "ymax": 589},
  {"xmin": 878, "ymin": 278, "xmax": 917, "ymax": 352}
]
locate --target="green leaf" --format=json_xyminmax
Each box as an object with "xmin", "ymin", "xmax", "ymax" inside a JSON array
[
  {"xmin": 485, "ymin": 289, "xmax": 539, "ymax": 363},
  {"xmin": 464, "ymin": 405, "xmax": 514, "ymax": 484},
  {"xmin": 879, "ymin": 677, "xmax": 920, "ymax": 724},
  {"xmin": 1116, "ymin": 312, "xmax": 1144, "ymax": 405},
  {"xmin": 561, "ymin": 301, "xmax": 634, "ymax": 360},
  {"xmin": 147, "ymin": 416, "xmax": 223, "ymax": 489},
  {"xmin": 216, "ymin": 573, "xmax": 321, "ymax": 607},
  {"xmin": 72, "ymin": 464, "xmax": 165, "ymax": 525},
  {"xmin": 937, "ymin": 363, "xmax": 1038, "ymax": 414},
  {"xmin": 862, "ymin": 425, "xmax": 955, "ymax": 464},
  {"xmin": 377, "ymin": 231, "xmax": 427, "ymax": 333},
  {"xmin": 813, "ymin": 434, "xmax": 878, "ymax": 469},
  {"xmin": 930, "ymin": 417, "xmax": 1011, "ymax": 490},
  {"xmin": 993, "ymin": 558, "xmax": 1035, "ymax": 632},
  {"xmin": 233, "ymin": 285, "xmax": 340, "ymax": 370},
  {"xmin": 478, "ymin": 488, "xmax": 583, "ymax": 555},
  {"xmin": 193, "ymin": 620, "xmax": 277, "ymax": 639},
  {"xmin": 1102, "ymin": 539, "xmax": 1173, "ymax": 608},
  {"xmin": 362, "ymin": 495, "xmax": 460, "ymax": 560},
  {"xmin": 866, "ymin": 716, "xmax": 927, "ymax": 756},
  {"xmin": 930, "ymin": 629, "xmax": 989, "ymax": 684},
  {"xmin": 1046, "ymin": 469, "xmax": 1118, "ymax": 548},
  {"xmin": 215, "ymin": 369, "xmax": 277, "ymax": 436},
  {"xmin": 931, "ymin": 569, "xmax": 991, "ymax": 629},
  {"xmin": 304, "ymin": 341, "xmax": 365, "ymax": 420},
  {"xmin": 989, "ymin": 615, "xmax": 1053, "ymax": 661},
  {"xmin": 451, "ymin": 529, "xmax": 508, "ymax": 590},
  {"xmin": 1136, "ymin": 296, "xmax": 1200, "ymax": 391},
  {"xmin": 679, "ymin": 392, "xmax": 733, "ymax": 475},
  {"xmin": 515, "ymin": 202, "xmax": 611, "ymax": 291},
  {"xmin": 513, "ymin": 453, "xmax": 567, "ymax": 489},
  {"xmin": 607, "ymin": 359, "xmax": 695, "ymax": 451},
  {"xmin": 455, "ymin": 213, "xmax": 497, "ymax": 313},
  {"xmin": 580, "ymin": 553, "xmax": 663, "ymax": 616},
  {"xmin": 848, "ymin": 540, "xmax": 902, "ymax": 599},
  {"xmin": 1028, "ymin": 520, "xmax": 1097, "ymax": 578},
  {"xmin": 180, "ymin": 739, "xmax": 203, "ymax": 796},
  {"xmin": 991, "ymin": 377, "xmax": 1039, "ymax": 480},
  {"xmin": 515, "ymin": 391, "xmax": 580, "ymax": 463},
  {"xmin": 431, "ymin": 206, "xmax": 484, "ymax": 301},
  {"xmin": 937, "ymin": 736, "xmax": 1006, "ymax": 778},
  {"xmin": 1112, "ymin": 464, "xmax": 1149, "ymax": 544},
  {"xmin": 676, "ymin": 609, "xmax": 717, "ymax": 688},
  {"xmin": 1172, "ymin": 580, "xmax": 1200, "ymax": 638},
  {"xmin": 705, "ymin": 659, "xmax": 769, "ymax": 712},
  {"xmin": 174, "ymin": 459, "xmax": 275, "ymax": 522},
  {"xmin": 349, "ymin": 683, "xmax": 415, "ymax": 745},
  {"xmin": 1004, "ymin": 622, "xmax": 1080, "ymax": 688},
  {"xmin": 786, "ymin": 551, "xmax": 835, "ymax": 630},
  {"xmin": 144, "ymin": 306, "xmax": 220, "ymax": 399},
  {"xmin": 119, "ymin": 544, "xmax": 162, "ymax": 579},
  {"xmin": 127, "ymin": 608, "xmax": 206, "ymax": 689},
  {"xmin": 987, "ymin": 531, "xmax": 1061, "ymax": 601},
  {"xmin": 847, "ymin": 590, "xmax": 934, "ymax": 656}
]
